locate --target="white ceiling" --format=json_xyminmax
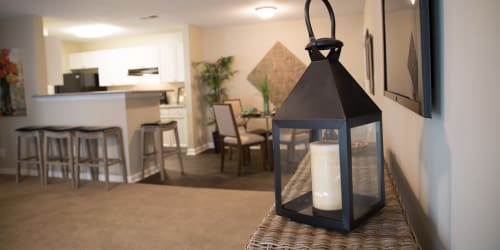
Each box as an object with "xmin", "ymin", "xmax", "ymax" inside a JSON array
[{"xmin": 0, "ymin": 0, "xmax": 365, "ymax": 42}]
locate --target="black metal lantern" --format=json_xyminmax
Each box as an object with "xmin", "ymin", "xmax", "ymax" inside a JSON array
[{"xmin": 272, "ymin": 0, "xmax": 385, "ymax": 233}]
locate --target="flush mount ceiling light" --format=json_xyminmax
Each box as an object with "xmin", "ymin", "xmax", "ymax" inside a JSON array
[
  {"xmin": 255, "ymin": 6, "xmax": 277, "ymax": 19},
  {"xmin": 68, "ymin": 24, "xmax": 120, "ymax": 38},
  {"xmin": 140, "ymin": 15, "xmax": 159, "ymax": 20}
]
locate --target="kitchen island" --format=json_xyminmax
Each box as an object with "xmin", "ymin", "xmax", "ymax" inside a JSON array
[{"xmin": 33, "ymin": 90, "xmax": 163, "ymax": 183}]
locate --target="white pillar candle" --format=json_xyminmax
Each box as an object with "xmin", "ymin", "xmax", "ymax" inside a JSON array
[{"xmin": 310, "ymin": 141, "xmax": 342, "ymax": 210}]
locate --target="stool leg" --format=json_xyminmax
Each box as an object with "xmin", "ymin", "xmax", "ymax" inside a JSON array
[
  {"xmin": 67, "ymin": 135, "xmax": 75, "ymax": 189},
  {"xmin": 173, "ymin": 127, "xmax": 185, "ymax": 175},
  {"xmin": 156, "ymin": 129, "xmax": 165, "ymax": 182},
  {"xmin": 75, "ymin": 136, "xmax": 81, "ymax": 189},
  {"xmin": 140, "ymin": 128, "xmax": 146, "ymax": 179},
  {"xmin": 116, "ymin": 130, "xmax": 128, "ymax": 184},
  {"xmin": 43, "ymin": 136, "xmax": 49, "ymax": 185},
  {"xmin": 36, "ymin": 133, "xmax": 44, "ymax": 185},
  {"xmin": 56, "ymin": 139, "xmax": 65, "ymax": 179},
  {"xmin": 102, "ymin": 135, "xmax": 110, "ymax": 191},
  {"xmin": 16, "ymin": 134, "xmax": 21, "ymax": 183},
  {"xmin": 85, "ymin": 139, "xmax": 94, "ymax": 181},
  {"xmin": 90, "ymin": 139, "xmax": 99, "ymax": 181}
]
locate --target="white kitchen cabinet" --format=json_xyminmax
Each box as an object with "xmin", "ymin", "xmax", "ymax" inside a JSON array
[
  {"xmin": 98, "ymin": 49, "xmax": 136, "ymax": 86},
  {"xmin": 127, "ymin": 46, "xmax": 159, "ymax": 69},
  {"xmin": 159, "ymin": 41, "xmax": 184, "ymax": 83},
  {"xmin": 68, "ymin": 41, "xmax": 183, "ymax": 86},
  {"xmin": 160, "ymin": 106, "xmax": 187, "ymax": 147},
  {"xmin": 69, "ymin": 51, "xmax": 99, "ymax": 69}
]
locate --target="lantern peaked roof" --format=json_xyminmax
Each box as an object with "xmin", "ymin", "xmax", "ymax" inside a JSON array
[{"xmin": 274, "ymin": 56, "xmax": 381, "ymax": 121}]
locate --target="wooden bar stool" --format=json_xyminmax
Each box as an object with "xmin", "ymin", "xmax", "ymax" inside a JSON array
[
  {"xmin": 42, "ymin": 126, "xmax": 77, "ymax": 188},
  {"xmin": 16, "ymin": 126, "xmax": 46, "ymax": 184},
  {"xmin": 74, "ymin": 126, "xmax": 128, "ymax": 191},
  {"xmin": 140, "ymin": 121, "xmax": 185, "ymax": 182}
]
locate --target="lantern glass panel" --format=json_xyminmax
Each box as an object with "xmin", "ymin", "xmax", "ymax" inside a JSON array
[
  {"xmin": 279, "ymin": 127, "xmax": 344, "ymax": 221},
  {"xmin": 278, "ymin": 128, "xmax": 312, "ymax": 202},
  {"xmin": 350, "ymin": 122, "xmax": 381, "ymax": 220}
]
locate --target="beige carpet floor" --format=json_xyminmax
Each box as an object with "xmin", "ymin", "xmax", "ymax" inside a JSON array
[{"xmin": 0, "ymin": 174, "xmax": 274, "ymax": 250}]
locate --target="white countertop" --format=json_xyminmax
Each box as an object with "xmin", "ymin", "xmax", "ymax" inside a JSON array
[
  {"xmin": 160, "ymin": 104, "xmax": 185, "ymax": 109},
  {"xmin": 33, "ymin": 90, "xmax": 164, "ymax": 100}
]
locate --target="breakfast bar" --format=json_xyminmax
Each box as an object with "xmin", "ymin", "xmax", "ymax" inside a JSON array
[{"xmin": 32, "ymin": 90, "xmax": 163, "ymax": 183}]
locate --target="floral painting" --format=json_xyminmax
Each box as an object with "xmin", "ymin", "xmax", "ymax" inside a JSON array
[{"xmin": 0, "ymin": 48, "xmax": 26, "ymax": 116}]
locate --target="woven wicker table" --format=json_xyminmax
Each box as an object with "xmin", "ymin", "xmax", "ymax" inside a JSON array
[{"xmin": 246, "ymin": 156, "xmax": 419, "ymax": 249}]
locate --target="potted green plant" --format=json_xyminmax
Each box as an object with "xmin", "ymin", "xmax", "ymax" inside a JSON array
[
  {"xmin": 193, "ymin": 56, "xmax": 237, "ymax": 153},
  {"xmin": 256, "ymin": 75, "xmax": 271, "ymax": 115}
]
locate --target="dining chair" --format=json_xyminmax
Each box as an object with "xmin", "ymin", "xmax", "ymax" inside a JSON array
[
  {"xmin": 223, "ymin": 99, "xmax": 248, "ymax": 160},
  {"xmin": 223, "ymin": 99, "xmax": 247, "ymax": 131},
  {"xmin": 213, "ymin": 104, "xmax": 266, "ymax": 176}
]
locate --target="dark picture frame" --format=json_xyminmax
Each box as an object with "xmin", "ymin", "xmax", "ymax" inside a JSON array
[
  {"xmin": 382, "ymin": 0, "xmax": 432, "ymax": 118},
  {"xmin": 364, "ymin": 30, "xmax": 375, "ymax": 95}
]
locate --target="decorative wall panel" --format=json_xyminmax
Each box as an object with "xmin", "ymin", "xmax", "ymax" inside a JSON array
[{"xmin": 247, "ymin": 42, "xmax": 306, "ymax": 107}]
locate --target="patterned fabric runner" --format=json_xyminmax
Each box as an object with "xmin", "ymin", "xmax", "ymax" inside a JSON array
[{"xmin": 246, "ymin": 155, "xmax": 419, "ymax": 249}]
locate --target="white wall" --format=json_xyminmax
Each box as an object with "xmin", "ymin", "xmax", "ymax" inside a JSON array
[
  {"xmin": 364, "ymin": 0, "xmax": 500, "ymax": 249},
  {"xmin": 201, "ymin": 15, "xmax": 364, "ymax": 133},
  {"xmin": 0, "ymin": 15, "xmax": 47, "ymax": 171}
]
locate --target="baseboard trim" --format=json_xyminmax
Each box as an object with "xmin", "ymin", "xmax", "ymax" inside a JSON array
[{"xmin": 186, "ymin": 143, "xmax": 211, "ymax": 156}]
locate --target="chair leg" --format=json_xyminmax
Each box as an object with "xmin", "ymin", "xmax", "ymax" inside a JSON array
[
  {"xmin": 237, "ymin": 146, "xmax": 244, "ymax": 176},
  {"xmin": 228, "ymin": 147, "xmax": 232, "ymax": 160},
  {"xmin": 268, "ymin": 141, "xmax": 274, "ymax": 171},
  {"xmin": 260, "ymin": 142, "xmax": 266, "ymax": 171},
  {"xmin": 220, "ymin": 142, "xmax": 225, "ymax": 173},
  {"xmin": 246, "ymin": 147, "xmax": 251, "ymax": 164},
  {"xmin": 173, "ymin": 127, "xmax": 185, "ymax": 175}
]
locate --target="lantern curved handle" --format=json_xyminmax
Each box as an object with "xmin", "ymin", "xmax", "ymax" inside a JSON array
[
  {"xmin": 304, "ymin": 0, "xmax": 343, "ymax": 61},
  {"xmin": 304, "ymin": 0, "xmax": 336, "ymax": 42}
]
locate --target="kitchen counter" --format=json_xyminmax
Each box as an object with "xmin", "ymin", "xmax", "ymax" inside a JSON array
[
  {"xmin": 33, "ymin": 90, "xmax": 163, "ymax": 99},
  {"xmin": 160, "ymin": 104, "xmax": 185, "ymax": 109},
  {"xmin": 32, "ymin": 90, "xmax": 164, "ymax": 183}
]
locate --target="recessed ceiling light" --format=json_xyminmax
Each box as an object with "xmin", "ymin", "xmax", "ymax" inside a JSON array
[
  {"xmin": 68, "ymin": 24, "xmax": 120, "ymax": 38},
  {"xmin": 256, "ymin": 6, "xmax": 277, "ymax": 19}
]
